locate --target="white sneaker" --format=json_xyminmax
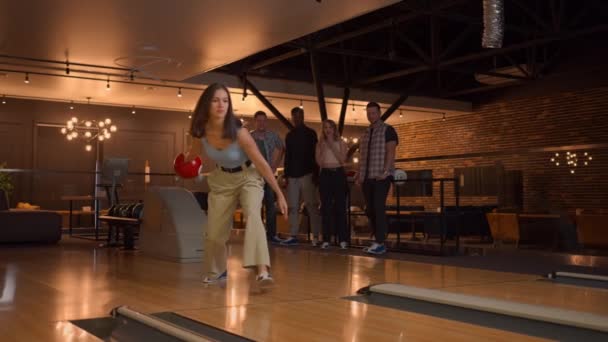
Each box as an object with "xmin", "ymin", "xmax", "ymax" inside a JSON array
[
  {"xmin": 202, "ymin": 270, "xmax": 227, "ymax": 284},
  {"xmin": 340, "ymin": 241, "xmax": 348, "ymax": 249},
  {"xmin": 321, "ymin": 242, "xmax": 330, "ymax": 249},
  {"xmin": 256, "ymin": 273, "xmax": 275, "ymax": 289},
  {"xmin": 363, "ymin": 242, "xmax": 380, "ymax": 252}
]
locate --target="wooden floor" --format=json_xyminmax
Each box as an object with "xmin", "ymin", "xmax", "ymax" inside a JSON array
[{"xmin": 1, "ymin": 236, "xmax": 607, "ymax": 341}]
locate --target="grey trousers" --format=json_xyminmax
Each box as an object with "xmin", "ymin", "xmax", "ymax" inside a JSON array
[{"xmin": 287, "ymin": 173, "xmax": 321, "ymax": 238}]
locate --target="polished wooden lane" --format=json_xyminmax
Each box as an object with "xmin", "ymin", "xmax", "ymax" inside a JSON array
[
  {"xmin": 176, "ymin": 298, "xmax": 549, "ymax": 342},
  {"xmin": 0, "ymin": 237, "xmax": 606, "ymax": 341}
]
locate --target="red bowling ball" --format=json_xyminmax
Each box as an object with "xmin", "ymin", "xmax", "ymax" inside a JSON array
[{"xmin": 173, "ymin": 153, "xmax": 203, "ymax": 179}]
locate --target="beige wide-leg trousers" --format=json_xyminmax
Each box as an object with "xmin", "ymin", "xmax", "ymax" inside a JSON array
[{"xmin": 202, "ymin": 164, "xmax": 270, "ymax": 278}]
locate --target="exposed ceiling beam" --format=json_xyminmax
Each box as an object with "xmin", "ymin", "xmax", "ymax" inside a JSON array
[
  {"xmin": 356, "ymin": 24, "xmax": 608, "ymax": 86},
  {"xmin": 309, "ymin": 49, "xmax": 328, "ymax": 122},
  {"xmin": 318, "ymin": 46, "xmax": 421, "ymax": 66},
  {"xmin": 242, "ymin": 76, "xmax": 294, "ymax": 130},
  {"xmin": 248, "ymin": 0, "xmax": 469, "ymax": 71}
]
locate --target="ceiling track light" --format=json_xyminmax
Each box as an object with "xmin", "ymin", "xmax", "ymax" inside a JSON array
[
  {"xmin": 399, "ymin": 109, "xmax": 403, "ymax": 118},
  {"xmin": 299, "ymin": 99, "xmax": 303, "ymax": 109},
  {"xmin": 106, "ymin": 76, "xmax": 111, "ymax": 90},
  {"xmin": 442, "ymin": 113, "xmax": 446, "ymax": 121},
  {"xmin": 24, "ymin": 73, "xmax": 30, "ymax": 84},
  {"xmin": 129, "ymin": 71, "xmax": 134, "ymax": 81},
  {"xmin": 65, "ymin": 61, "xmax": 70, "ymax": 75},
  {"xmin": 177, "ymin": 87, "xmax": 182, "ymax": 97}
]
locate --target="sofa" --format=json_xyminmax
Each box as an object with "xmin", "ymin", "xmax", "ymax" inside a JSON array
[{"xmin": 0, "ymin": 190, "xmax": 62, "ymax": 243}]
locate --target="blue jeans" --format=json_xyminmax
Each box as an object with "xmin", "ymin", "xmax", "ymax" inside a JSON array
[{"xmin": 263, "ymin": 183, "xmax": 277, "ymax": 238}]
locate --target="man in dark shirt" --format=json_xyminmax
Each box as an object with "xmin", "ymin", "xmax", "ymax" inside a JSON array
[
  {"xmin": 357, "ymin": 102, "xmax": 399, "ymax": 255},
  {"xmin": 281, "ymin": 107, "xmax": 321, "ymax": 246}
]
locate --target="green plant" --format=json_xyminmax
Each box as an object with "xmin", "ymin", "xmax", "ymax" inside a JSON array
[{"xmin": 0, "ymin": 162, "xmax": 13, "ymax": 199}]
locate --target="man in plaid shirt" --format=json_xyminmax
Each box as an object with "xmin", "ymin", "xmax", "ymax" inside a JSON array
[
  {"xmin": 251, "ymin": 111, "xmax": 285, "ymax": 243},
  {"xmin": 357, "ymin": 102, "xmax": 399, "ymax": 254}
]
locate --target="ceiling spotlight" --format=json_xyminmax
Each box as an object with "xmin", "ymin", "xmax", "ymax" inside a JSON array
[
  {"xmin": 442, "ymin": 113, "xmax": 446, "ymax": 121},
  {"xmin": 131, "ymin": 106, "xmax": 136, "ymax": 114},
  {"xmin": 399, "ymin": 109, "xmax": 403, "ymax": 118},
  {"xmin": 299, "ymin": 99, "xmax": 303, "ymax": 109},
  {"xmin": 177, "ymin": 88, "xmax": 183, "ymax": 97},
  {"xmin": 65, "ymin": 61, "xmax": 70, "ymax": 75},
  {"xmin": 24, "ymin": 73, "xmax": 30, "ymax": 84},
  {"xmin": 69, "ymin": 101, "xmax": 74, "ymax": 110},
  {"xmin": 106, "ymin": 76, "xmax": 111, "ymax": 91},
  {"xmin": 1, "ymin": 95, "xmax": 5, "ymax": 104}
]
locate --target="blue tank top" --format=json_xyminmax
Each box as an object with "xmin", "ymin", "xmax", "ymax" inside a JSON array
[{"xmin": 201, "ymin": 138, "xmax": 249, "ymax": 168}]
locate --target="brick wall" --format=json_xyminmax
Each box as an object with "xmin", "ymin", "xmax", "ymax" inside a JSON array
[{"xmin": 392, "ymin": 87, "xmax": 608, "ymax": 213}]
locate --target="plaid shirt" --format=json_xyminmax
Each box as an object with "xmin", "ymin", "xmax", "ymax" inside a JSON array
[
  {"xmin": 359, "ymin": 121, "xmax": 394, "ymax": 179},
  {"xmin": 251, "ymin": 129, "xmax": 284, "ymax": 164}
]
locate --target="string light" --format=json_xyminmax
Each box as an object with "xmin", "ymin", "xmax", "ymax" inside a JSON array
[
  {"xmin": 551, "ymin": 151, "xmax": 593, "ymax": 174},
  {"xmin": 59, "ymin": 115, "xmax": 118, "ymax": 151}
]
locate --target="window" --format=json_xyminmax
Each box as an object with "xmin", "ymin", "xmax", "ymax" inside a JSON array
[{"xmin": 393, "ymin": 170, "xmax": 433, "ymax": 197}]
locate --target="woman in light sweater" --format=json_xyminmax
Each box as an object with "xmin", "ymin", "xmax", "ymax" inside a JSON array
[{"xmin": 315, "ymin": 120, "xmax": 349, "ymax": 249}]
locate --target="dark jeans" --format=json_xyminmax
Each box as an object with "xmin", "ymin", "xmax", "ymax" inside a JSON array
[
  {"xmin": 262, "ymin": 183, "xmax": 277, "ymax": 238},
  {"xmin": 362, "ymin": 178, "xmax": 391, "ymax": 244},
  {"xmin": 319, "ymin": 168, "xmax": 349, "ymax": 243}
]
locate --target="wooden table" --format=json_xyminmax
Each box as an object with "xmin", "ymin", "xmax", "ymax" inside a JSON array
[{"xmin": 60, "ymin": 195, "xmax": 95, "ymax": 235}]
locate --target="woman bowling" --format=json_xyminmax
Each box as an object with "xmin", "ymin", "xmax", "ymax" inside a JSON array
[{"xmin": 186, "ymin": 83, "xmax": 288, "ymax": 289}]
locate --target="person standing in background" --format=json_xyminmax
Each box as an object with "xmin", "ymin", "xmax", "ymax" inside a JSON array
[
  {"xmin": 281, "ymin": 107, "xmax": 322, "ymax": 246},
  {"xmin": 251, "ymin": 110, "xmax": 285, "ymax": 243},
  {"xmin": 356, "ymin": 102, "xmax": 398, "ymax": 255},
  {"xmin": 316, "ymin": 119, "xmax": 349, "ymax": 249}
]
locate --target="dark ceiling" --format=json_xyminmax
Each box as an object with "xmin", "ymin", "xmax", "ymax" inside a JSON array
[{"xmin": 217, "ymin": 0, "xmax": 608, "ymax": 101}]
